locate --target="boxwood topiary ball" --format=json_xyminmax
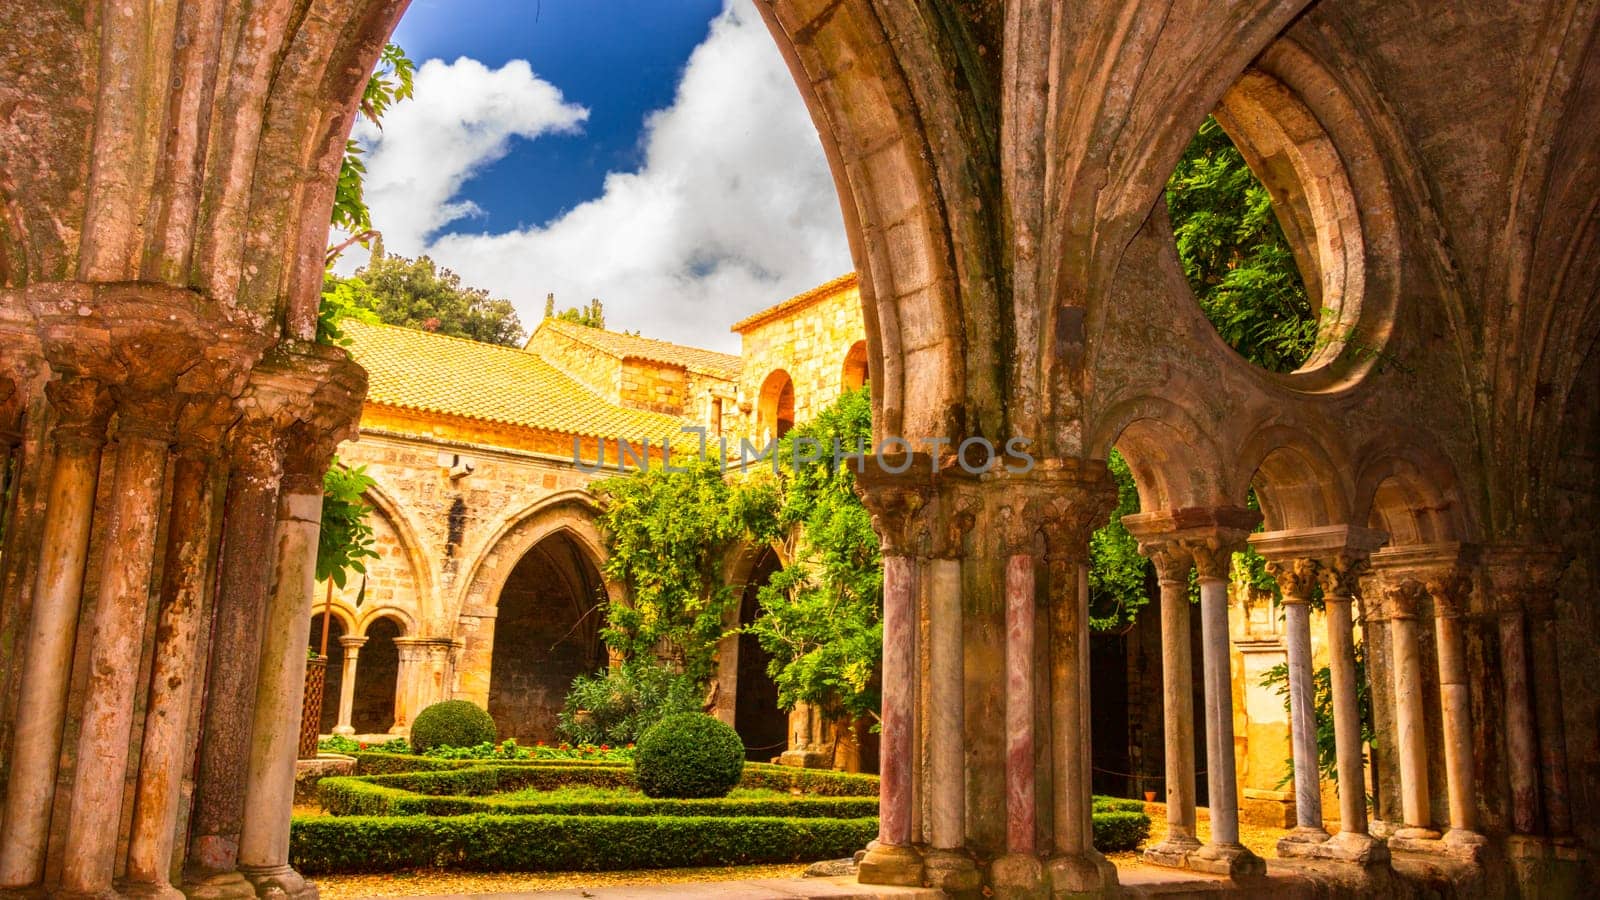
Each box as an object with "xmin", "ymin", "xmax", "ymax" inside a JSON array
[
  {"xmin": 408, "ymin": 700, "xmax": 496, "ymax": 754},
  {"xmin": 633, "ymin": 712, "xmax": 745, "ymax": 798}
]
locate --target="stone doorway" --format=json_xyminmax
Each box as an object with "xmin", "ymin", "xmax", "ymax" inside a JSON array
[
  {"xmin": 488, "ymin": 531, "xmax": 605, "ymax": 743},
  {"xmin": 734, "ymin": 547, "xmax": 787, "ymax": 762}
]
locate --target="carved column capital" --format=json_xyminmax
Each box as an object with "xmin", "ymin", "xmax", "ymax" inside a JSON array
[
  {"xmin": 923, "ymin": 481, "xmax": 979, "ymax": 559},
  {"xmin": 1384, "ymin": 579, "xmax": 1429, "ymax": 620},
  {"xmin": 225, "ymin": 416, "xmax": 286, "ymax": 482},
  {"xmin": 338, "ymin": 635, "xmax": 368, "ymax": 652},
  {"xmin": 44, "ymin": 375, "xmax": 114, "ymax": 451},
  {"xmin": 1315, "ymin": 552, "xmax": 1370, "ymax": 601},
  {"xmin": 1143, "ymin": 542, "xmax": 1194, "ymax": 585},
  {"xmin": 1423, "ymin": 570, "xmax": 1474, "ymax": 619},
  {"xmin": 992, "ymin": 484, "xmax": 1043, "ymax": 557},
  {"xmin": 1265, "ymin": 557, "xmax": 1319, "ymax": 604},
  {"xmin": 855, "ymin": 471, "xmax": 932, "ymax": 557},
  {"xmin": 1484, "ymin": 543, "xmax": 1567, "ymax": 621}
]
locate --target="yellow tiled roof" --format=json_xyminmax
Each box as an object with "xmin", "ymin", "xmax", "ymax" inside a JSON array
[
  {"xmin": 535, "ymin": 319, "xmax": 743, "ymax": 379},
  {"xmin": 344, "ymin": 320, "xmax": 691, "ymax": 442},
  {"xmin": 730, "ymin": 272, "xmax": 858, "ymax": 333}
]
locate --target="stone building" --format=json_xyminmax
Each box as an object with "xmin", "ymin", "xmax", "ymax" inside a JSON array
[
  {"xmin": 311, "ymin": 276, "xmax": 867, "ymax": 747},
  {"xmin": 1, "ymin": 3, "xmax": 1598, "ymax": 898}
]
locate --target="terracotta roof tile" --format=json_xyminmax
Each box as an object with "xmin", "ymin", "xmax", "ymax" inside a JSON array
[
  {"xmin": 344, "ymin": 320, "xmax": 691, "ymax": 442},
  {"xmin": 534, "ymin": 319, "xmax": 743, "ymax": 379}
]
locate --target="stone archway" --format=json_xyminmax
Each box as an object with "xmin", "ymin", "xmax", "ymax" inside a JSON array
[
  {"xmin": 351, "ymin": 616, "xmax": 404, "ymax": 735},
  {"xmin": 733, "ymin": 546, "xmax": 787, "ymax": 762},
  {"xmin": 486, "ymin": 531, "xmax": 607, "ymax": 743}
]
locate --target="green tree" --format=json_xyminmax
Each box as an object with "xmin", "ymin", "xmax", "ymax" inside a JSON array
[
  {"xmin": 330, "ymin": 254, "xmax": 525, "ymax": 346},
  {"xmin": 1166, "ymin": 116, "xmax": 1316, "ymax": 374},
  {"xmin": 544, "ymin": 295, "xmax": 606, "ymax": 330},
  {"xmin": 317, "ymin": 461, "xmax": 379, "ymax": 588},
  {"xmin": 747, "ymin": 387, "xmax": 883, "ymax": 721},
  {"xmin": 1088, "ymin": 451, "xmax": 1152, "ymax": 632},
  {"xmin": 593, "ymin": 459, "xmax": 779, "ymax": 685}
]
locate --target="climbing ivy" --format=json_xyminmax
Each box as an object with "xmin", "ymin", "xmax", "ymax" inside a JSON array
[
  {"xmin": 1088, "ymin": 451, "xmax": 1152, "ymax": 632},
  {"xmin": 748, "ymin": 387, "xmax": 884, "ymax": 721},
  {"xmin": 592, "ymin": 459, "xmax": 778, "ymax": 685}
]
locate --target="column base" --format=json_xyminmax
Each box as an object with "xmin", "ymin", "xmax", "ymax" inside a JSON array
[
  {"xmin": 1390, "ymin": 829, "xmax": 1484, "ymax": 863},
  {"xmin": 1277, "ymin": 830, "xmax": 1390, "ymax": 866},
  {"xmin": 118, "ymin": 880, "xmax": 186, "ymax": 900},
  {"xmin": 856, "ymin": 844, "xmax": 923, "ymax": 887},
  {"xmin": 1392, "ymin": 825, "xmax": 1441, "ymax": 841},
  {"xmin": 1142, "ymin": 832, "xmax": 1201, "ymax": 868},
  {"xmin": 179, "ymin": 871, "xmax": 257, "ymax": 900},
  {"xmin": 989, "ymin": 853, "xmax": 1045, "ymax": 899},
  {"xmin": 1277, "ymin": 824, "xmax": 1331, "ymax": 846},
  {"xmin": 1046, "ymin": 850, "xmax": 1118, "ymax": 896},
  {"xmin": 240, "ymin": 864, "xmax": 317, "ymax": 900},
  {"xmin": 921, "ymin": 848, "xmax": 982, "ymax": 894},
  {"xmin": 1188, "ymin": 842, "xmax": 1266, "ymax": 879},
  {"xmin": 330, "ymin": 725, "xmax": 354, "ymax": 736}
]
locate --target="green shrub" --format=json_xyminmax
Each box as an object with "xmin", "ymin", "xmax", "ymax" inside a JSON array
[
  {"xmin": 409, "ymin": 701, "xmax": 496, "ymax": 754},
  {"xmin": 1092, "ymin": 809, "xmax": 1151, "ymax": 852},
  {"xmin": 558, "ymin": 662, "xmax": 701, "ymax": 746},
  {"xmin": 633, "ymin": 713, "xmax": 744, "ymax": 799},
  {"xmin": 290, "ymin": 814, "xmax": 877, "ymax": 874}
]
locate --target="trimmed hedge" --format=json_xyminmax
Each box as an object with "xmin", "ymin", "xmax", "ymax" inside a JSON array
[
  {"xmin": 409, "ymin": 701, "xmax": 497, "ymax": 754},
  {"xmin": 320, "ymin": 774, "xmax": 877, "ymax": 819},
  {"xmin": 290, "ymin": 814, "xmax": 878, "ymax": 874},
  {"xmin": 634, "ymin": 713, "xmax": 745, "ymax": 799},
  {"xmin": 1092, "ymin": 809, "xmax": 1152, "ymax": 852}
]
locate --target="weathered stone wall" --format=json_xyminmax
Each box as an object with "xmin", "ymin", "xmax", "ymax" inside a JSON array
[
  {"xmin": 619, "ymin": 358, "xmax": 688, "ymax": 415},
  {"xmin": 524, "ymin": 327, "xmax": 622, "ymax": 402},
  {"xmin": 732, "ymin": 276, "xmax": 866, "ymax": 439}
]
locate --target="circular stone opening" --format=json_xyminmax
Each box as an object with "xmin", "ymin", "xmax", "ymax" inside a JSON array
[{"xmin": 1166, "ymin": 69, "xmax": 1377, "ymax": 381}]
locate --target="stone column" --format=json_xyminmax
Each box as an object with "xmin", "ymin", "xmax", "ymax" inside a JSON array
[
  {"xmin": 0, "ymin": 377, "xmax": 111, "ymax": 889},
  {"xmin": 238, "ymin": 428, "xmax": 329, "ymax": 900},
  {"xmin": 1385, "ymin": 579, "xmax": 1439, "ymax": 841},
  {"xmin": 125, "ymin": 420, "xmax": 227, "ymax": 895},
  {"xmin": 60, "ymin": 389, "xmax": 180, "ymax": 895},
  {"xmin": 989, "ymin": 488, "xmax": 1042, "ymax": 896},
  {"xmin": 390, "ymin": 638, "xmax": 428, "ymax": 733},
  {"xmin": 1145, "ymin": 547, "xmax": 1200, "ymax": 863},
  {"xmin": 853, "ymin": 466, "xmax": 926, "ymax": 887},
  {"xmin": 1316, "ymin": 554, "xmax": 1386, "ymax": 862},
  {"xmin": 186, "ymin": 419, "xmax": 287, "ymax": 897},
  {"xmin": 1498, "ymin": 604, "xmax": 1540, "ymax": 833},
  {"xmin": 921, "ymin": 484, "xmax": 979, "ymax": 893},
  {"xmin": 1042, "ymin": 483, "xmax": 1118, "ymax": 896},
  {"xmin": 334, "ymin": 635, "xmax": 367, "ymax": 736},
  {"xmin": 1426, "ymin": 571, "xmax": 1485, "ymax": 851},
  {"xmin": 1190, "ymin": 536, "xmax": 1265, "ymax": 878},
  {"xmin": 1266, "ymin": 557, "xmax": 1326, "ymax": 847},
  {"xmin": 1526, "ymin": 591, "xmax": 1572, "ymax": 837}
]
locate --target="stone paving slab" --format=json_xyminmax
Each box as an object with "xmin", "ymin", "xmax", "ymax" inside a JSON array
[{"xmin": 368, "ymin": 875, "xmax": 941, "ymax": 900}]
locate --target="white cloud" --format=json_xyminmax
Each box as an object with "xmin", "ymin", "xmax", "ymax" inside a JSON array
[
  {"xmin": 353, "ymin": 56, "xmax": 590, "ymax": 251},
  {"xmin": 353, "ymin": 0, "xmax": 851, "ymax": 351}
]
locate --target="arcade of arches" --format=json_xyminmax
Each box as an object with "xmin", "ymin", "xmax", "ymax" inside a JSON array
[{"xmin": 0, "ymin": 3, "xmax": 1598, "ymax": 899}]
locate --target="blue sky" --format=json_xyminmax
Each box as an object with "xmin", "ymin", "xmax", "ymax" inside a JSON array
[
  {"xmin": 390, "ymin": 0, "xmax": 722, "ymax": 234},
  {"xmin": 358, "ymin": 0, "xmax": 850, "ymax": 349}
]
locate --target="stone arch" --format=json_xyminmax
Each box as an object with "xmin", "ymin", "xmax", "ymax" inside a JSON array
[
  {"xmin": 1235, "ymin": 424, "xmax": 1354, "ymax": 531},
  {"xmin": 1353, "ymin": 443, "xmax": 1474, "ymax": 546},
  {"xmin": 451, "ymin": 492, "xmax": 617, "ymax": 728},
  {"xmin": 841, "ymin": 340, "xmax": 869, "ymax": 393},
  {"xmin": 757, "ymin": 369, "xmax": 796, "ymax": 441},
  {"xmin": 361, "ymin": 476, "xmax": 438, "ymax": 626},
  {"xmin": 350, "ymin": 613, "xmax": 406, "ymax": 735},
  {"xmin": 355, "ymin": 604, "xmax": 415, "ymax": 636},
  {"xmin": 712, "ymin": 539, "xmax": 790, "ymax": 757},
  {"xmin": 1089, "ymin": 395, "xmax": 1231, "ymax": 512}
]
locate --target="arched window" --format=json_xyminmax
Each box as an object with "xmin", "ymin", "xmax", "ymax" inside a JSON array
[
  {"xmin": 841, "ymin": 341, "xmax": 869, "ymax": 392},
  {"xmin": 757, "ymin": 369, "xmax": 795, "ymax": 440}
]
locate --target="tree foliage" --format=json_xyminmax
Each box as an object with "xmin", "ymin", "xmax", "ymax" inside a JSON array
[
  {"xmin": 317, "ymin": 461, "xmax": 379, "ymax": 588},
  {"xmin": 545, "ymin": 296, "xmax": 607, "ymax": 330},
  {"xmin": 1166, "ymin": 116, "xmax": 1317, "ymax": 374},
  {"xmin": 332, "ymin": 43, "xmax": 415, "ymax": 240},
  {"xmin": 1088, "ymin": 451, "xmax": 1152, "ymax": 632},
  {"xmin": 326, "ymin": 254, "xmax": 525, "ymax": 347},
  {"xmin": 592, "ymin": 459, "xmax": 778, "ymax": 685},
  {"xmin": 747, "ymin": 387, "xmax": 883, "ymax": 720}
]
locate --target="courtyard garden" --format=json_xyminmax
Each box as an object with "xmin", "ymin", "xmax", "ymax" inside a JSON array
[{"xmin": 292, "ymin": 702, "xmax": 1151, "ymax": 877}]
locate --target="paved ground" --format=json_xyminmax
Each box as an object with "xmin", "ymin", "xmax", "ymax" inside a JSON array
[{"xmin": 364, "ymin": 875, "xmax": 939, "ymax": 899}]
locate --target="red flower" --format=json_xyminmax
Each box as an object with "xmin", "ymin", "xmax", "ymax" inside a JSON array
[
  {"xmin": 599, "ymin": 744, "xmax": 610, "ymax": 751},
  {"xmin": 358, "ymin": 743, "xmax": 368, "ymax": 750},
  {"xmin": 537, "ymin": 741, "xmax": 546, "ymax": 746}
]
